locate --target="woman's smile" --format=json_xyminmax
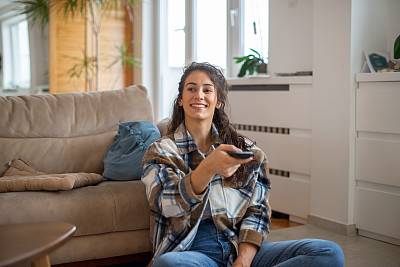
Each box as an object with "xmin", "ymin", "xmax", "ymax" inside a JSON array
[{"xmin": 190, "ymin": 103, "xmax": 208, "ymax": 109}]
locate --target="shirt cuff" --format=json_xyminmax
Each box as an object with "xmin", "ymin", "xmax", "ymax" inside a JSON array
[
  {"xmin": 238, "ymin": 229, "xmax": 263, "ymax": 249},
  {"xmin": 179, "ymin": 173, "xmax": 207, "ymax": 206}
]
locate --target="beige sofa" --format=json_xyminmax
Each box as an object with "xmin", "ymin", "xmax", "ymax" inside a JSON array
[{"xmin": 0, "ymin": 86, "xmax": 154, "ymax": 265}]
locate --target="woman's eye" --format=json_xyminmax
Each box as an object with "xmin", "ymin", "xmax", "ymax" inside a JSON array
[
  {"xmin": 204, "ymin": 88, "xmax": 213, "ymax": 93},
  {"xmin": 187, "ymin": 87, "xmax": 195, "ymax": 92}
]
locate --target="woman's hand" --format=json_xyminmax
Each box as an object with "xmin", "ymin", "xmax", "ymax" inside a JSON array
[
  {"xmin": 232, "ymin": 242, "xmax": 258, "ymax": 267},
  {"xmin": 205, "ymin": 144, "xmax": 252, "ymax": 177},
  {"xmin": 190, "ymin": 144, "xmax": 252, "ymax": 194}
]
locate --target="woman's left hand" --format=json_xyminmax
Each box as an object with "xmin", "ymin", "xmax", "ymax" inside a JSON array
[
  {"xmin": 232, "ymin": 257, "xmax": 252, "ymax": 267},
  {"xmin": 232, "ymin": 242, "xmax": 257, "ymax": 267}
]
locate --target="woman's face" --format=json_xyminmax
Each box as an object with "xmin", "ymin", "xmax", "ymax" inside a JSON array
[{"xmin": 179, "ymin": 70, "xmax": 221, "ymax": 124}]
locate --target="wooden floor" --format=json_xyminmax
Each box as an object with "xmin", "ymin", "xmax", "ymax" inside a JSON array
[{"xmin": 270, "ymin": 217, "xmax": 302, "ymax": 230}]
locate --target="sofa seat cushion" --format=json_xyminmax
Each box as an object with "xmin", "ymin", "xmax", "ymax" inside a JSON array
[{"xmin": 0, "ymin": 181, "xmax": 150, "ymax": 237}]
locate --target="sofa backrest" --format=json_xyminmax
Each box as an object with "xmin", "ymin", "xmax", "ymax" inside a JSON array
[{"xmin": 0, "ymin": 85, "xmax": 153, "ymax": 176}]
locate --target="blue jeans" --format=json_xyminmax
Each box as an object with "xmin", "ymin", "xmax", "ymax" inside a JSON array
[{"xmin": 152, "ymin": 219, "xmax": 345, "ymax": 267}]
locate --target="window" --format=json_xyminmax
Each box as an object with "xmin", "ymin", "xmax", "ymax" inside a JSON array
[
  {"xmin": 158, "ymin": 0, "xmax": 269, "ymax": 120},
  {"xmin": 196, "ymin": 0, "xmax": 227, "ymax": 69},
  {"xmin": 244, "ymin": 0, "xmax": 269, "ymax": 63},
  {"xmin": 1, "ymin": 15, "xmax": 31, "ymax": 89}
]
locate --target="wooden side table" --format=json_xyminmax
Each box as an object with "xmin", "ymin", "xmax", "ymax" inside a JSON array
[{"xmin": 0, "ymin": 222, "xmax": 76, "ymax": 267}]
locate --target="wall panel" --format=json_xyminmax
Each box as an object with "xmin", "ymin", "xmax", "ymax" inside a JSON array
[{"xmin": 229, "ymin": 85, "xmax": 312, "ymax": 130}]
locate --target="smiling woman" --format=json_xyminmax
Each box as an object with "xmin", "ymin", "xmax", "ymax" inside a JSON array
[{"xmin": 141, "ymin": 62, "xmax": 345, "ymax": 267}]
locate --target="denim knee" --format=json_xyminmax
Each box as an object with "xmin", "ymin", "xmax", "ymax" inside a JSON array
[
  {"xmin": 152, "ymin": 252, "xmax": 180, "ymax": 267},
  {"xmin": 152, "ymin": 251, "xmax": 217, "ymax": 267},
  {"xmin": 307, "ymin": 239, "xmax": 345, "ymax": 267},
  {"xmin": 325, "ymin": 240, "xmax": 345, "ymax": 266}
]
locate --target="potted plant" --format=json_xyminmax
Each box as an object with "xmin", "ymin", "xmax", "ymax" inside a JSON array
[
  {"xmin": 388, "ymin": 34, "xmax": 400, "ymax": 71},
  {"xmin": 234, "ymin": 48, "xmax": 267, "ymax": 77}
]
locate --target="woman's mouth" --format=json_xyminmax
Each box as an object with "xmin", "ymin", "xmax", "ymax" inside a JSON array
[{"xmin": 190, "ymin": 104, "xmax": 207, "ymax": 108}]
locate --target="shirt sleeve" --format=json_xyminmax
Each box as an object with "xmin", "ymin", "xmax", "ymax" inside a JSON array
[
  {"xmin": 238, "ymin": 151, "xmax": 271, "ymax": 249},
  {"xmin": 141, "ymin": 141, "xmax": 207, "ymax": 218}
]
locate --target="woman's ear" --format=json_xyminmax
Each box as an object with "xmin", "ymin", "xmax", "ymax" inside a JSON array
[
  {"xmin": 179, "ymin": 99, "xmax": 183, "ymax": 106},
  {"xmin": 216, "ymin": 102, "xmax": 222, "ymax": 109}
]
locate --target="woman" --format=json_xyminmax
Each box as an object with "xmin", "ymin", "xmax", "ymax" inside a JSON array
[{"xmin": 141, "ymin": 62, "xmax": 344, "ymax": 267}]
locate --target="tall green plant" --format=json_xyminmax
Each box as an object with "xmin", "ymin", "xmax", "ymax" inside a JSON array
[
  {"xmin": 15, "ymin": 0, "xmax": 139, "ymax": 91},
  {"xmin": 66, "ymin": 50, "xmax": 96, "ymax": 91}
]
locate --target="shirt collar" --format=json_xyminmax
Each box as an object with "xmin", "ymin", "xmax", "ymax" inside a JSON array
[{"xmin": 174, "ymin": 122, "xmax": 220, "ymax": 154}]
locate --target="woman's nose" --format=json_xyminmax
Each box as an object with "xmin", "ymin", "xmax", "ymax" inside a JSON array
[{"xmin": 195, "ymin": 89, "xmax": 205, "ymax": 99}]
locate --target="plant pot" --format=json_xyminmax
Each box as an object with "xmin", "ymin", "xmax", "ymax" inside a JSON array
[{"xmin": 258, "ymin": 63, "xmax": 267, "ymax": 74}]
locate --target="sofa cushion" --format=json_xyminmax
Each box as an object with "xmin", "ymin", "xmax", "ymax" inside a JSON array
[
  {"xmin": 0, "ymin": 85, "xmax": 154, "ymax": 176},
  {"xmin": 0, "ymin": 158, "xmax": 103, "ymax": 192},
  {"xmin": 0, "ymin": 180, "xmax": 150, "ymax": 237},
  {"xmin": 0, "ymin": 173, "xmax": 103, "ymax": 193},
  {"xmin": 103, "ymin": 121, "xmax": 161, "ymax": 181},
  {"xmin": 3, "ymin": 158, "xmax": 46, "ymax": 176}
]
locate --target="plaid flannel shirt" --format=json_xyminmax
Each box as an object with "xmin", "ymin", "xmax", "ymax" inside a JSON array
[{"xmin": 141, "ymin": 123, "xmax": 271, "ymax": 264}]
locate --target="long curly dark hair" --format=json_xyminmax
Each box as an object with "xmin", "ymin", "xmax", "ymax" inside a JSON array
[{"xmin": 167, "ymin": 62, "xmax": 253, "ymax": 184}]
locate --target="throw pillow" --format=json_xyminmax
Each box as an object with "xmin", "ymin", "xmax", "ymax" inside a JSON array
[
  {"xmin": 3, "ymin": 158, "xmax": 46, "ymax": 176},
  {"xmin": 0, "ymin": 173, "xmax": 103, "ymax": 192},
  {"xmin": 0, "ymin": 159, "xmax": 103, "ymax": 192},
  {"xmin": 102, "ymin": 121, "xmax": 161, "ymax": 181}
]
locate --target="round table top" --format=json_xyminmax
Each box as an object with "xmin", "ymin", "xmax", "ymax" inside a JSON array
[{"xmin": 0, "ymin": 222, "xmax": 76, "ymax": 267}]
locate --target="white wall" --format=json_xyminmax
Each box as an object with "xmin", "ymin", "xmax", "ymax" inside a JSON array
[
  {"xmin": 311, "ymin": 0, "xmax": 353, "ymax": 225},
  {"xmin": 351, "ymin": 0, "xmax": 388, "ymax": 74},
  {"xmin": 268, "ymin": 0, "xmax": 313, "ymax": 74}
]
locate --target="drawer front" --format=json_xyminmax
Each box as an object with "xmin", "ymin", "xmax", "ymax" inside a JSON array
[
  {"xmin": 356, "ymin": 85, "xmax": 400, "ymax": 134},
  {"xmin": 355, "ymin": 187, "xmax": 400, "ymax": 239},
  {"xmin": 356, "ymin": 138, "xmax": 400, "ymax": 187}
]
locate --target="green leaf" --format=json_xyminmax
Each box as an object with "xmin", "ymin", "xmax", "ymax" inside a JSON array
[
  {"xmin": 237, "ymin": 60, "xmax": 249, "ymax": 77},
  {"xmin": 248, "ymin": 60, "xmax": 257, "ymax": 75},
  {"xmin": 250, "ymin": 48, "xmax": 261, "ymax": 59},
  {"xmin": 237, "ymin": 58, "xmax": 256, "ymax": 77},
  {"xmin": 15, "ymin": 0, "xmax": 52, "ymax": 33},
  {"xmin": 234, "ymin": 55, "xmax": 250, "ymax": 63},
  {"xmin": 394, "ymin": 34, "xmax": 400, "ymax": 59}
]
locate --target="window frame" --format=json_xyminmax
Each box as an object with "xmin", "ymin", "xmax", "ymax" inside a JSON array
[{"xmin": 1, "ymin": 13, "xmax": 31, "ymax": 89}]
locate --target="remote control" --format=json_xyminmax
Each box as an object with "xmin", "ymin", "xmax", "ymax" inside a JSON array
[{"xmin": 227, "ymin": 151, "xmax": 254, "ymax": 159}]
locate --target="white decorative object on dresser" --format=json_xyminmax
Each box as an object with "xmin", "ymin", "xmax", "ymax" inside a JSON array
[
  {"xmin": 227, "ymin": 76, "xmax": 312, "ymax": 224},
  {"xmin": 355, "ymin": 72, "xmax": 400, "ymax": 246}
]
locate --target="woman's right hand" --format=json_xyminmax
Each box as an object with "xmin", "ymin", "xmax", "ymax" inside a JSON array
[
  {"xmin": 190, "ymin": 144, "xmax": 252, "ymax": 194},
  {"xmin": 203, "ymin": 144, "xmax": 252, "ymax": 178}
]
